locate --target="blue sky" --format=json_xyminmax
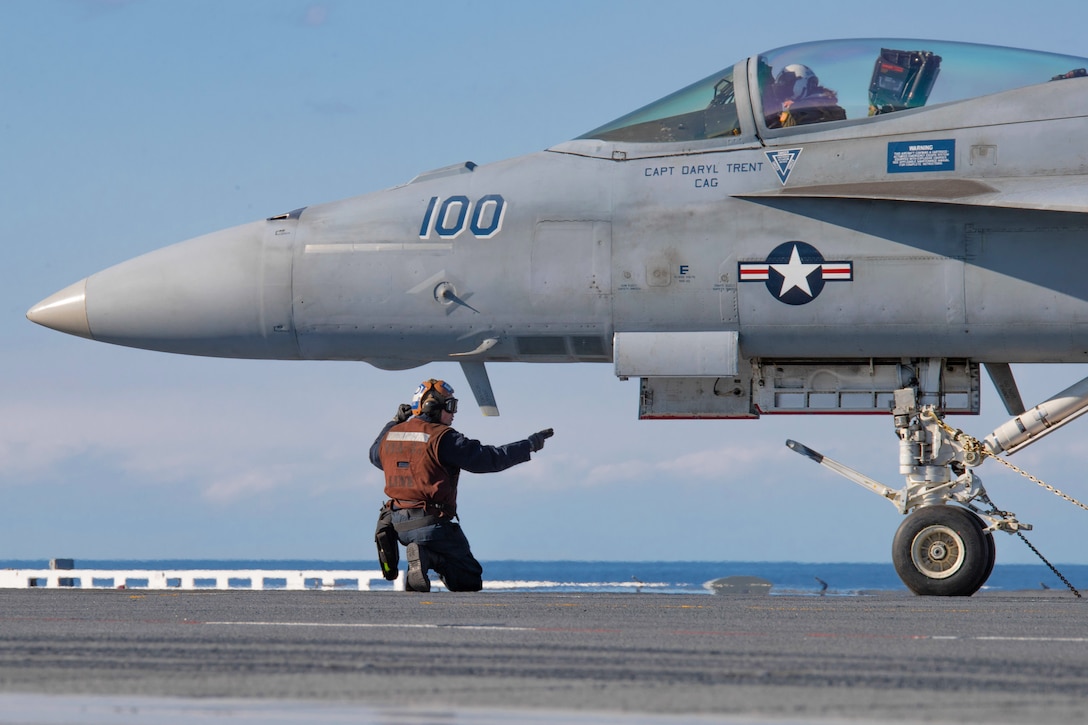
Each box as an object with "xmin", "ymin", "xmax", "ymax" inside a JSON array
[{"xmin": 4, "ymin": 0, "xmax": 1088, "ymax": 566}]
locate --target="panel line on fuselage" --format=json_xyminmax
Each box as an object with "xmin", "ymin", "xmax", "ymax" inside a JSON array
[{"xmin": 304, "ymin": 243, "xmax": 453, "ymax": 254}]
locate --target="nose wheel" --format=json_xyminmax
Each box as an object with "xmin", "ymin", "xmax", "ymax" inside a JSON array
[{"xmin": 892, "ymin": 506, "xmax": 996, "ymax": 596}]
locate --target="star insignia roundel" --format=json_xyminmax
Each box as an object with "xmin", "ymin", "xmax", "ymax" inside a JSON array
[{"xmin": 738, "ymin": 242, "xmax": 853, "ymax": 305}]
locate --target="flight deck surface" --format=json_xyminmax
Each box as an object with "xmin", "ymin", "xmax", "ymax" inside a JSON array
[{"xmin": 0, "ymin": 590, "xmax": 1085, "ymax": 724}]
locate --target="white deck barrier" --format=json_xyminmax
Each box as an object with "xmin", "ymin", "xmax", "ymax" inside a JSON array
[{"xmin": 0, "ymin": 568, "xmax": 405, "ymax": 591}]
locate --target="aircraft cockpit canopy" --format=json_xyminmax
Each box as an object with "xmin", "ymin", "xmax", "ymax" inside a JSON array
[{"xmin": 579, "ymin": 38, "xmax": 1088, "ymax": 143}]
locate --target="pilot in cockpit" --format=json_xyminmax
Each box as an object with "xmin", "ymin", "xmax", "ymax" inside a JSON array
[{"xmin": 764, "ymin": 63, "xmax": 847, "ymax": 128}]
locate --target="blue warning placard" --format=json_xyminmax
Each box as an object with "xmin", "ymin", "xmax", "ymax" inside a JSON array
[{"xmin": 887, "ymin": 139, "xmax": 955, "ymax": 173}]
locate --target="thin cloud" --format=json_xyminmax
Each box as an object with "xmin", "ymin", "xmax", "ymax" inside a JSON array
[
  {"xmin": 584, "ymin": 441, "xmax": 787, "ymax": 487},
  {"xmin": 0, "ymin": 392, "xmax": 362, "ymax": 504},
  {"xmin": 201, "ymin": 468, "xmax": 291, "ymax": 504}
]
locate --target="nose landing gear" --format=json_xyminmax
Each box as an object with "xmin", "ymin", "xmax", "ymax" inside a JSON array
[
  {"xmin": 787, "ymin": 385, "xmax": 1024, "ymax": 597},
  {"xmin": 789, "ymin": 364, "xmax": 1088, "ymax": 596}
]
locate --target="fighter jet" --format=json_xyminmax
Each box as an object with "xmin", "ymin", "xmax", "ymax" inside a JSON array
[{"xmin": 27, "ymin": 38, "xmax": 1088, "ymax": 596}]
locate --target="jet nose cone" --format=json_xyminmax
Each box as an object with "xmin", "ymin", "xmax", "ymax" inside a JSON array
[{"xmin": 26, "ymin": 280, "xmax": 92, "ymax": 339}]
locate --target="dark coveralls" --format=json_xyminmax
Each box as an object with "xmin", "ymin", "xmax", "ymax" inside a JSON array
[{"xmin": 370, "ymin": 414, "xmax": 532, "ymax": 591}]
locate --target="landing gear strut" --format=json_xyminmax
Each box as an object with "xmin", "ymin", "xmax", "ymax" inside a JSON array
[
  {"xmin": 788, "ymin": 429, "xmax": 1010, "ymax": 596},
  {"xmin": 789, "ymin": 365, "xmax": 1088, "ymax": 596}
]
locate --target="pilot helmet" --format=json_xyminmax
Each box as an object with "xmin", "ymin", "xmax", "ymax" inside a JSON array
[
  {"xmin": 412, "ymin": 378, "xmax": 458, "ymax": 416},
  {"xmin": 777, "ymin": 64, "xmax": 818, "ymax": 100}
]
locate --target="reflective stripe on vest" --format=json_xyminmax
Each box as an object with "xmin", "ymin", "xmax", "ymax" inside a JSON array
[{"xmin": 386, "ymin": 431, "xmax": 431, "ymax": 443}]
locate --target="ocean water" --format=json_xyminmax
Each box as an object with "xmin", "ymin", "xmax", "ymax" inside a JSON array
[{"xmin": 4, "ymin": 559, "xmax": 1085, "ymax": 595}]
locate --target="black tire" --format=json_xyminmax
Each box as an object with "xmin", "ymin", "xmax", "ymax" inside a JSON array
[
  {"xmin": 892, "ymin": 506, "xmax": 996, "ymax": 596},
  {"xmin": 980, "ymin": 524, "xmax": 997, "ymax": 588}
]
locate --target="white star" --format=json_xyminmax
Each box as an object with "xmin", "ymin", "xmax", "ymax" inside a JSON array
[{"xmin": 770, "ymin": 244, "xmax": 820, "ymax": 298}]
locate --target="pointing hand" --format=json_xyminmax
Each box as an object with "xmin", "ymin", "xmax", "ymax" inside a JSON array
[{"xmin": 527, "ymin": 428, "xmax": 554, "ymax": 452}]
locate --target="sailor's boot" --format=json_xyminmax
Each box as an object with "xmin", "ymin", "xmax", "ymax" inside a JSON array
[{"xmin": 405, "ymin": 542, "xmax": 431, "ymax": 592}]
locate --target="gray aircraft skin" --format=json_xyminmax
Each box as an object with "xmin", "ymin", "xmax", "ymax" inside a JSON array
[{"xmin": 27, "ymin": 38, "xmax": 1088, "ymax": 596}]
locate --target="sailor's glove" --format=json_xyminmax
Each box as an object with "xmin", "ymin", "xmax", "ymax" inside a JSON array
[
  {"xmin": 393, "ymin": 403, "xmax": 413, "ymax": 423},
  {"xmin": 527, "ymin": 428, "xmax": 554, "ymax": 452}
]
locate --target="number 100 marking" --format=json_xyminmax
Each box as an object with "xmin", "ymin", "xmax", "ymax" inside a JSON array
[{"xmin": 419, "ymin": 194, "xmax": 506, "ymax": 240}]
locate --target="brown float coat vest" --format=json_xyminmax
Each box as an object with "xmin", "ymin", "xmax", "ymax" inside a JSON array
[{"xmin": 379, "ymin": 416, "xmax": 458, "ymax": 514}]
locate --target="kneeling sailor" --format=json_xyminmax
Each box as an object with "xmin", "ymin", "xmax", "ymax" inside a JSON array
[{"xmin": 370, "ymin": 378, "xmax": 553, "ymax": 592}]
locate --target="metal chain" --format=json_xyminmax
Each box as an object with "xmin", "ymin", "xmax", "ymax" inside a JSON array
[
  {"xmin": 923, "ymin": 410, "xmax": 1088, "ymax": 512},
  {"xmin": 974, "ymin": 491, "xmax": 1082, "ymax": 598},
  {"xmin": 921, "ymin": 410, "xmax": 1084, "ymax": 596},
  {"xmin": 1015, "ymin": 531, "xmax": 1081, "ymax": 598},
  {"xmin": 984, "ymin": 450, "xmax": 1088, "ymax": 513}
]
